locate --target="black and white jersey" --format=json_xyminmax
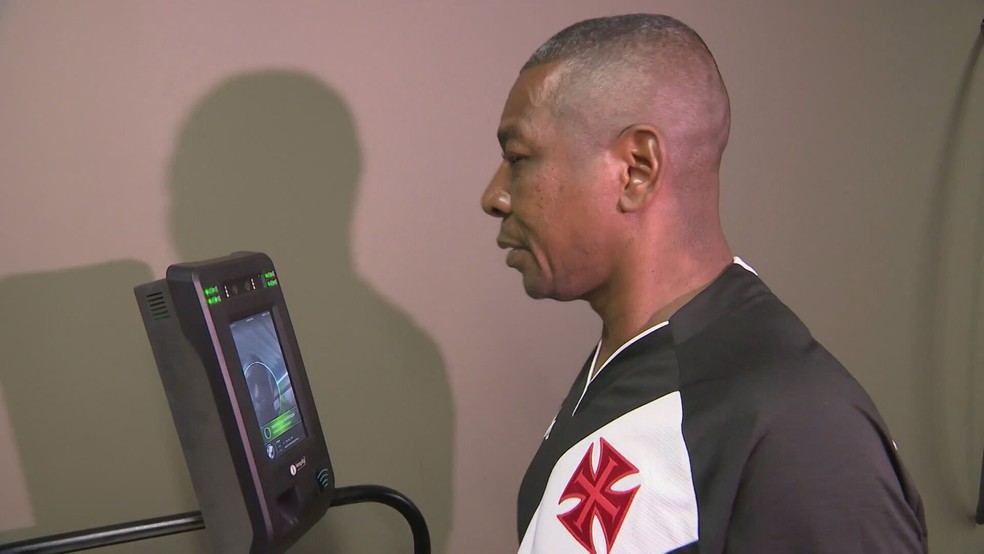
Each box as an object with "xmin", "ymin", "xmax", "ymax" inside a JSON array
[{"xmin": 517, "ymin": 262, "xmax": 927, "ymax": 553}]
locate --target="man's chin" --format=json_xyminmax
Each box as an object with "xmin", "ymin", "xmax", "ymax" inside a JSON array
[
  {"xmin": 521, "ymin": 276, "xmax": 574, "ymax": 301},
  {"xmin": 521, "ymin": 275, "xmax": 586, "ymax": 302},
  {"xmin": 515, "ymin": 265, "xmax": 573, "ymax": 301},
  {"xmin": 520, "ymin": 274, "xmax": 550, "ymax": 300},
  {"xmin": 523, "ymin": 287, "xmax": 550, "ymax": 300}
]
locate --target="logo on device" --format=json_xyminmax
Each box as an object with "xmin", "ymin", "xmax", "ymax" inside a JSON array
[{"xmin": 290, "ymin": 456, "xmax": 308, "ymax": 476}]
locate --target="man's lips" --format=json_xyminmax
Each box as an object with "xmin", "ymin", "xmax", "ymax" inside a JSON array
[
  {"xmin": 497, "ymin": 238, "xmax": 524, "ymax": 250},
  {"xmin": 504, "ymin": 248, "xmax": 525, "ymax": 268},
  {"xmin": 497, "ymin": 237, "xmax": 527, "ymax": 267}
]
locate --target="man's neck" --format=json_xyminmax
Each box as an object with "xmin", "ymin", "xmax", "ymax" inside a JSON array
[{"xmin": 587, "ymin": 248, "xmax": 733, "ymax": 373}]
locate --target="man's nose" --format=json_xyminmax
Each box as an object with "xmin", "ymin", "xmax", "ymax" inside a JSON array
[{"xmin": 481, "ymin": 165, "xmax": 512, "ymax": 218}]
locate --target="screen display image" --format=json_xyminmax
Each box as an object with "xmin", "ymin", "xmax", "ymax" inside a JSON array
[{"xmin": 229, "ymin": 311, "xmax": 307, "ymax": 461}]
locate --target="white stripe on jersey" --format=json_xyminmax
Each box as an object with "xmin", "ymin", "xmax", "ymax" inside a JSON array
[{"xmin": 519, "ymin": 392, "xmax": 698, "ymax": 554}]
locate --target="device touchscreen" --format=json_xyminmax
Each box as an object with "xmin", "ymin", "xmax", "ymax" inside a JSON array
[{"xmin": 229, "ymin": 311, "xmax": 307, "ymax": 461}]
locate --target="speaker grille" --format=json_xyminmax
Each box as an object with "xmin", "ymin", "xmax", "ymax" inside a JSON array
[{"xmin": 145, "ymin": 291, "xmax": 170, "ymax": 321}]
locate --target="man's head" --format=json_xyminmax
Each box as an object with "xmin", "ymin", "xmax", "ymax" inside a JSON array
[{"xmin": 481, "ymin": 14, "xmax": 732, "ymax": 303}]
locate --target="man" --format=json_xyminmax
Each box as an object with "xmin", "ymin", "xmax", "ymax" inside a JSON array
[{"xmin": 481, "ymin": 14, "xmax": 927, "ymax": 554}]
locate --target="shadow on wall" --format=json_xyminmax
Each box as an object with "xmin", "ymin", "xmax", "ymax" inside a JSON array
[
  {"xmin": 0, "ymin": 381, "xmax": 33, "ymax": 531},
  {"xmin": 0, "ymin": 259, "xmax": 211, "ymax": 552},
  {"xmin": 167, "ymin": 70, "xmax": 454, "ymax": 554}
]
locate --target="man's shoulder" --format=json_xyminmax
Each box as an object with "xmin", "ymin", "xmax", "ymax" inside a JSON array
[
  {"xmin": 672, "ymin": 268, "xmax": 889, "ymax": 450},
  {"xmin": 668, "ymin": 271, "xmax": 926, "ymax": 552},
  {"xmin": 674, "ymin": 270, "xmax": 859, "ymax": 399}
]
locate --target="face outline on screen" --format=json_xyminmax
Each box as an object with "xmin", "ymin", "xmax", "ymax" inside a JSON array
[{"xmin": 229, "ymin": 310, "xmax": 307, "ymax": 461}]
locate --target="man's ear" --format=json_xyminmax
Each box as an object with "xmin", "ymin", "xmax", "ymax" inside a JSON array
[{"xmin": 616, "ymin": 125, "xmax": 662, "ymax": 213}]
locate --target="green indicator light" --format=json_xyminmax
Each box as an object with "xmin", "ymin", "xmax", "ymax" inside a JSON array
[{"xmin": 266, "ymin": 280, "xmax": 278, "ymax": 287}]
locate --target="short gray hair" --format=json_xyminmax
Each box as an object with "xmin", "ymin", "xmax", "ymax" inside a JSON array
[
  {"xmin": 520, "ymin": 13, "xmax": 730, "ymax": 162},
  {"xmin": 523, "ymin": 14, "xmax": 717, "ymax": 73}
]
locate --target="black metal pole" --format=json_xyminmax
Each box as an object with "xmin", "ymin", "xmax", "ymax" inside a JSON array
[
  {"xmin": 0, "ymin": 511, "xmax": 204, "ymax": 554},
  {"xmin": 329, "ymin": 485, "xmax": 431, "ymax": 554},
  {"xmin": 0, "ymin": 484, "xmax": 429, "ymax": 554}
]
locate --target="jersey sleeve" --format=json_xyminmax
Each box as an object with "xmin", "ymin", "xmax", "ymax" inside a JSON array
[{"xmin": 723, "ymin": 399, "xmax": 927, "ymax": 553}]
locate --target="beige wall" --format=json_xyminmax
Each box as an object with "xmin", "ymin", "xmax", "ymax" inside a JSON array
[{"xmin": 0, "ymin": 1, "xmax": 982, "ymax": 552}]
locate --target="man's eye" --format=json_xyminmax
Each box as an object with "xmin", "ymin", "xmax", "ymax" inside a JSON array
[{"xmin": 501, "ymin": 152, "xmax": 526, "ymax": 165}]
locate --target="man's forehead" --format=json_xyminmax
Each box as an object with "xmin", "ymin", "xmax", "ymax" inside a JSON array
[{"xmin": 497, "ymin": 63, "xmax": 567, "ymax": 145}]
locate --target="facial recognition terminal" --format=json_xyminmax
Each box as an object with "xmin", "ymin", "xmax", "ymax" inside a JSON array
[{"xmin": 134, "ymin": 252, "xmax": 335, "ymax": 554}]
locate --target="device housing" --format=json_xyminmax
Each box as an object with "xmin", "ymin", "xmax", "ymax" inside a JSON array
[{"xmin": 135, "ymin": 252, "xmax": 334, "ymax": 554}]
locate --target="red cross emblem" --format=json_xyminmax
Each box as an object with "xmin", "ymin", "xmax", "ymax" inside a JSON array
[{"xmin": 558, "ymin": 438, "xmax": 640, "ymax": 553}]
